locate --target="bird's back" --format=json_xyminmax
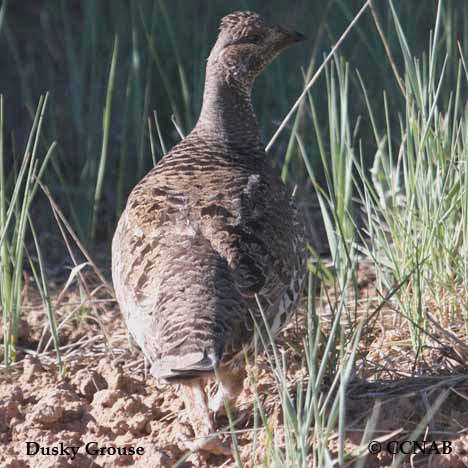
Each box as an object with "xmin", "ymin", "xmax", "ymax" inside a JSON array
[{"xmin": 112, "ymin": 128, "xmax": 306, "ymax": 381}]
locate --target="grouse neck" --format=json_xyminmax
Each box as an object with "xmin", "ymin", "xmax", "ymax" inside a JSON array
[{"xmin": 195, "ymin": 67, "xmax": 263, "ymax": 151}]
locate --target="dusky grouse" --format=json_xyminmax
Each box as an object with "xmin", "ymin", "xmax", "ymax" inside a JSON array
[{"xmin": 112, "ymin": 10, "xmax": 307, "ymax": 454}]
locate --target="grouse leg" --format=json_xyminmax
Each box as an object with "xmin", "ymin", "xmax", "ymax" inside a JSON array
[
  {"xmin": 209, "ymin": 366, "xmax": 246, "ymax": 415},
  {"xmin": 180, "ymin": 379, "xmax": 231, "ymax": 455}
]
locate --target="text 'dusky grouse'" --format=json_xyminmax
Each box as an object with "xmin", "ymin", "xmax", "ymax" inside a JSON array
[{"xmin": 112, "ymin": 10, "xmax": 307, "ymax": 455}]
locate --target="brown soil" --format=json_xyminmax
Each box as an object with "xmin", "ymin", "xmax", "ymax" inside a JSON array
[{"xmin": 1, "ymin": 263, "xmax": 468, "ymax": 468}]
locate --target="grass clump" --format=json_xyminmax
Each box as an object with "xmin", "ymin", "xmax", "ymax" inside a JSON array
[
  {"xmin": 356, "ymin": 0, "xmax": 468, "ymax": 355},
  {"xmin": 0, "ymin": 95, "xmax": 58, "ymax": 366}
]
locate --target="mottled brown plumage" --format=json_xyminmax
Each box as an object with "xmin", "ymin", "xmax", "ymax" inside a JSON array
[{"xmin": 112, "ymin": 11, "xmax": 306, "ymax": 454}]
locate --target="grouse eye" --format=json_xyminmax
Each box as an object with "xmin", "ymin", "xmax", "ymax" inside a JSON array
[
  {"xmin": 247, "ymin": 34, "xmax": 262, "ymax": 44},
  {"xmin": 226, "ymin": 34, "xmax": 263, "ymax": 47}
]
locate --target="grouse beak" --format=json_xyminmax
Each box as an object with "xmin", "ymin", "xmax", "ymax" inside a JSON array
[
  {"xmin": 289, "ymin": 31, "xmax": 306, "ymax": 43},
  {"xmin": 276, "ymin": 26, "xmax": 306, "ymax": 49}
]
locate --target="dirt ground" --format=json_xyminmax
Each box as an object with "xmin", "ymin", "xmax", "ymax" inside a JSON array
[{"xmin": 1, "ymin": 264, "xmax": 468, "ymax": 468}]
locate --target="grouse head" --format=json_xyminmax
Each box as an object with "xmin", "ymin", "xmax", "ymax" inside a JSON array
[{"xmin": 208, "ymin": 11, "xmax": 305, "ymax": 90}]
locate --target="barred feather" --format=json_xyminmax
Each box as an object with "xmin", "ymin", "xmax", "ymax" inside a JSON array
[{"xmin": 112, "ymin": 10, "xmax": 307, "ymax": 384}]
